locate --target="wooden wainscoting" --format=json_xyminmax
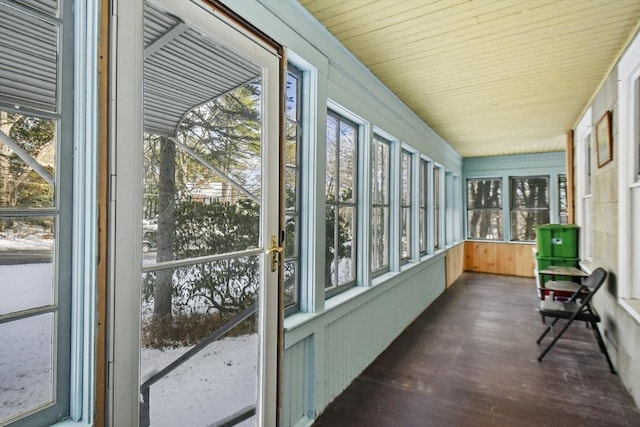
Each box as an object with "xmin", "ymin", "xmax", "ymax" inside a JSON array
[
  {"xmin": 445, "ymin": 242, "xmax": 465, "ymax": 287},
  {"xmin": 464, "ymin": 241, "xmax": 535, "ymax": 277}
]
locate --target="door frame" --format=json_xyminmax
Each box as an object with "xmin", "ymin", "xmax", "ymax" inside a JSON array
[{"xmin": 107, "ymin": 0, "xmax": 283, "ymax": 425}]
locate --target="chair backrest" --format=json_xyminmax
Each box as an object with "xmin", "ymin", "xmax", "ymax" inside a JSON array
[{"xmin": 580, "ymin": 267, "xmax": 608, "ymax": 303}]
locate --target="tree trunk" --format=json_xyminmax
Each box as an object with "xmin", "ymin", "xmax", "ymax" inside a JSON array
[{"xmin": 154, "ymin": 136, "xmax": 176, "ymax": 318}]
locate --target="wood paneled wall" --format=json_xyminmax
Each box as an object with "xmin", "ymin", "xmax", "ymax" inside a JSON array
[
  {"xmin": 464, "ymin": 241, "xmax": 535, "ymax": 277},
  {"xmin": 445, "ymin": 243, "xmax": 465, "ymax": 287}
]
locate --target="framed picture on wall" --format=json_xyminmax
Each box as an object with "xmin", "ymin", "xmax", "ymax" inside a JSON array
[{"xmin": 596, "ymin": 110, "xmax": 613, "ymax": 168}]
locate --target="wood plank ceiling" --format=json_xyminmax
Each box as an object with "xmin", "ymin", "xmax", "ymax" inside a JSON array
[{"xmin": 299, "ymin": 0, "xmax": 640, "ymax": 158}]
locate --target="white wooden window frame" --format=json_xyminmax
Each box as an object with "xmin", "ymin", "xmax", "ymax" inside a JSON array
[
  {"xmin": 399, "ymin": 147, "xmax": 414, "ymax": 264},
  {"xmin": 575, "ymin": 107, "xmax": 593, "ymax": 266},
  {"xmin": 618, "ymin": 30, "xmax": 640, "ymax": 319}
]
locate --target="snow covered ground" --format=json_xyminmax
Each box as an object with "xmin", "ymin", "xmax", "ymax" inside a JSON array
[
  {"xmin": 1, "ymin": 261, "xmax": 258, "ymax": 426},
  {"xmin": 0, "ymin": 230, "xmax": 53, "ymax": 251},
  {"xmin": 142, "ymin": 336, "xmax": 257, "ymax": 426}
]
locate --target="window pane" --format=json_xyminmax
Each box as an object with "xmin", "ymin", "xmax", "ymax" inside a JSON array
[
  {"xmin": 511, "ymin": 209, "xmax": 549, "ymax": 241},
  {"xmin": 285, "ymin": 66, "xmax": 301, "ymax": 312},
  {"xmin": 0, "ymin": 112, "xmax": 56, "ymax": 208},
  {"xmin": 433, "ymin": 167, "xmax": 440, "ymax": 249},
  {"xmin": 467, "ymin": 179, "xmax": 501, "ymax": 208},
  {"xmin": 511, "ymin": 176, "xmax": 548, "ymax": 209},
  {"xmin": 0, "ymin": 5, "xmax": 59, "ymax": 112},
  {"xmin": 419, "ymin": 160, "xmax": 428, "ymax": 254},
  {"xmin": 0, "ymin": 313, "xmax": 54, "ymax": 422},
  {"xmin": 371, "ymin": 137, "xmax": 389, "ymax": 274},
  {"xmin": 325, "ymin": 115, "xmax": 337, "ymax": 201},
  {"xmin": 337, "ymin": 206, "xmax": 355, "ymax": 286},
  {"xmin": 285, "ymin": 167, "xmax": 297, "ymax": 212},
  {"xmin": 285, "ymin": 122, "xmax": 297, "ymax": 166},
  {"xmin": 325, "ymin": 205, "xmax": 337, "ymax": 287},
  {"xmin": 284, "ymin": 215, "xmax": 296, "ymax": 258},
  {"xmin": 510, "ymin": 176, "xmax": 549, "ymax": 241},
  {"xmin": 585, "ymin": 135, "xmax": 592, "ymax": 195},
  {"xmin": 419, "ymin": 207, "xmax": 426, "ymax": 252},
  {"xmin": 467, "ymin": 209, "xmax": 503, "ymax": 239},
  {"xmin": 558, "ymin": 174, "xmax": 568, "ymax": 224},
  {"xmin": 401, "ymin": 151, "xmax": 411, "ymax": 205},
  {"xmin": 371, "ymin": 206, "xmax": 388, "ymax": 272},
  {"xmin": 466, "ymin": 178, "xmax": 502, "ymax": 240},
  {"xmin": 283, "ymin": 260, "xmax": 296, "ymax": 308},
  {"xmin": 326, "ymin": 112, "xmax": 357, "ymax": 292},
  {"xmin": 285, "ymin": 71, "xmax": 299, "ymax": 121},
  {"xmin": 401, "ymin": 207, "xmax": 410, "ymax": 260},
  {"xmin": 371, "ymin": 139, "xmax": 389, "ymax": 205},
  {"xmin": 338, "ymin": 122, "xmax": 355, "ymax": 202},
  {"xmin": 142, "ymin": 83, "xmax": 262, "ymax": 265},
  {"xmin": 401, "ymin": 150, "xmax": 412, "ymax": 261},
  {"xmin": 0, "ymin": 216, "xmax": 55, "ymax": 315},
  {"xmin": 141, "ymin": 258, "xmax": 258, "ymax": 425}
]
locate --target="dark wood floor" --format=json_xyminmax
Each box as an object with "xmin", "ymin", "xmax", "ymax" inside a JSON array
[{"xmin": 313, "ymin": 272, "xmax": 640, "ymax": 427}]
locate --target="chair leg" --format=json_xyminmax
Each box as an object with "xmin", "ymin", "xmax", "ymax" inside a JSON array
[
  {"xmin": 538, "ymin": 317, "xmax": 574, "ymax": 362},
  {"xmin": 590, "ymin": 321, "xmax": 616, "ymax": 374},
  {"xmin": 536, "ymin": 317, "xmax": 560, "ymax": 344}
]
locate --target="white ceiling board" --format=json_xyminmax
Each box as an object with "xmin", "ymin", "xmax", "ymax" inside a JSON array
[{"xmin": 300, "ymin": 0, "xmax": 640, "ymax": 157}]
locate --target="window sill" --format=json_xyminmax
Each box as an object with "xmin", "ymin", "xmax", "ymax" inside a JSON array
[
  {"xmin": 578, "ymin": 260, "xmax": 593, "ymax": 274},
  {"xmin": 52, "ymin": 421, "xmax": 92, "ymax": 427},
  {"xmin": 371, "ymin": 271, "xmax": 398, "ymax": 287},
  {"xmin": 465, "ymin": 239, "xmax": 536, "ymax": 245},
  {"xmin": 283, "ymin": 285, "xmax": 369, "ymax": 333},
  {"xmin": 620, "ymin": 299, "xmax": 640, "ymax": 325},
  {"xmin": 284, "ymin": 311, "xmax": 319, "ymax": 333}
]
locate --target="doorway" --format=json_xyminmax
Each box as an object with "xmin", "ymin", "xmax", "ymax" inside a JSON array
[{"xmin": 109, "ymin": 1, "xmax": 281, "ymax": 425}]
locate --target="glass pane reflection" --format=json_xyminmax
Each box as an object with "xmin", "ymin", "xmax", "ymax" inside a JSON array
[{"xmin": 0, "ymin": 314, "xmax": 54, "ymax": 423}]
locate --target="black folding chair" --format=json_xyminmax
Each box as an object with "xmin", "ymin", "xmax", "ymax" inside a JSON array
[{"xmin": 536, "ymin": 267, "xmax": 615, "ymax": 373}]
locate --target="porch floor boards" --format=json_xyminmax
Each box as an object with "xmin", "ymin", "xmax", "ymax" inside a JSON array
[{"xmin": 312, "ymin": 272, "xmax": 640, "ymax": 427}]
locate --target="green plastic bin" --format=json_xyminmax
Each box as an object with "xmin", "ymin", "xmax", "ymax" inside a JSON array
[{"xmin": 535, "ymin": 224, "xmax": 579, "ymax": 258}]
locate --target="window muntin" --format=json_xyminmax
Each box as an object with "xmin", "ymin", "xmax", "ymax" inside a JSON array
[
  {"xmin": 510, "ymin": 176, "xmax": 550, "ymax": 241},
  {"xmin": 433, "ymin": 166, "xmax": 441, "ymax": 250},
  {"xmin": 467, "ymin": 178, "xmax": 503, "ymax": 240},
  {"xmin": 371, "ymin": 135, "xmax": 390, "ymax": 275},
  {"xmin": 325, "ymin": 111, "xmax": 357, "ymax": 293},
  {"xmin": 400, "ymin": 149, "xmax": 412, "ymax": 263},
  {"xmin": 419, "ymin": 159, "xmax": 428, "ymax": 255},
  {"xmin": 284, "ymin": 66, "xmax": 302, "ymax": 311}
]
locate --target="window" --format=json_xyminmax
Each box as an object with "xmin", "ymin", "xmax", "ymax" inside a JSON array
[
  {"xmin": 433, "ymin": 166, "xmax": 441, "ymax": 250},
  {"xmin": 371, "ymin": 135, "xmax": 390, "ymax": 275},
  {"xmin": 0, "ymin": 1, "xmax": 76, "ymax": 425},
  {"xmin": 284, "ymin": 66, "xmax": 302, "ymax": 311},
  {"xmin": 400, "ymin": 149, "xmax": 412, "ymax": 263},
  {"xmin": 467, "ymin": 178, "xmax": 503, "ymax": 240},
  {"xmin": 510, "ymin": 176, "xmax": 550, "ymax": 241},
  {"xmin": 325, "ymin": 111, "xmax": 357, "ymax": 293},
  {"xmin": 419, "ymin": 159, "xmax": 428, "ymax": 255},
  {"xmin": 558, "ymin": 174, "xmax": 568, "ymax": 224}
]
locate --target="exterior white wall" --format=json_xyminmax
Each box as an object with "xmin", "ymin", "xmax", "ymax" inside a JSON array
[{"xmin": 575, "ymin": 29, "xmax": 640, "ymax": 408}]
